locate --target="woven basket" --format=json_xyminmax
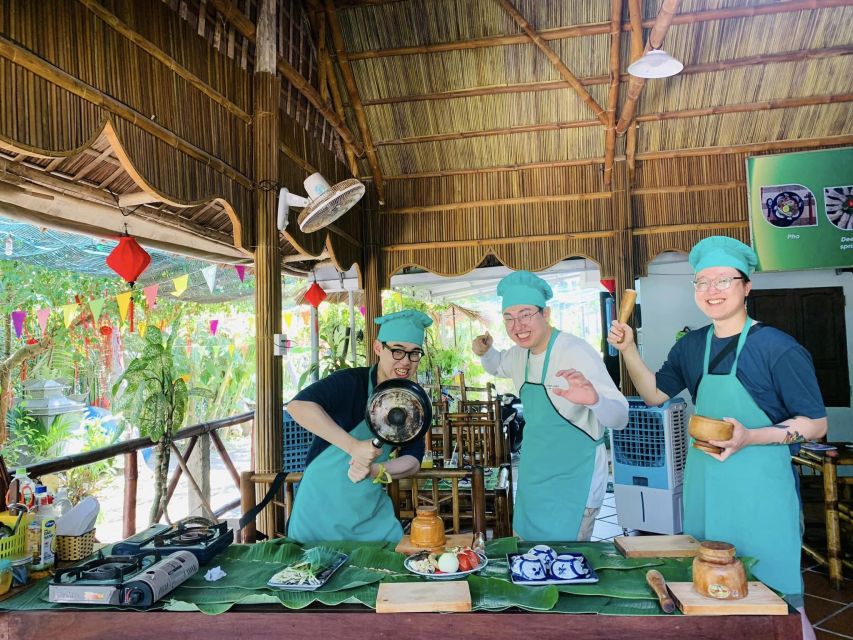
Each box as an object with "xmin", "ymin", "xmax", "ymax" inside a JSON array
[{"xmin": 56, "ymin": 529, "xmax": 96, "ymax": 562}]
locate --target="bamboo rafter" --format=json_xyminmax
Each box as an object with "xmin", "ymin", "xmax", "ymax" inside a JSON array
[
  {"xmin": 347, "ymin": 0, "xmax": 853, "ymax": 60},
  {"xmin": 381, "ymin": 157, "xmax": 608, "ymax": 180},
  {"xmin": 375, "ymin": 120, "xmax": 601, "ymax": 146},
  {"xmin": 496, "ymin": 0, "xmax": 608, "ymax": 127},
  {"xmin": 0, "ymin": 35, "xmax": 253, "ymax": 190},
  {"xmin": 383, "ymin": 229, "xmax": 618, "ymax": 252},
  {"xmin": 381, "ymin": 191, "xmax": 612, "ymax": 215},
  {"xmin": 208, "ymin": 0, "xmax": 364, "ymax": 155},
  {"xmin": 616, "ymin": 0, "xmax": 682, "ymax": 135},
  {"xmin": 77, "ymin": 0, "xmax": 251, "ymax": 123},
  {"xmin": 634, "ymin": 135, "xmax": 853, "ymax": 160},
  {"xmin": 602, "ymin": 0, "xmax": 624, "ymax": 188},
  {"xmin": 636, "ymin": 94, "xmax": 853, "ymax": 123},
  {"xmin": 360, "ymin": 46, "xmax": 852, "ymax": 106},
  {"xmin": 324, "ymin": 0, "xmax": 386, "ymax": 203}
]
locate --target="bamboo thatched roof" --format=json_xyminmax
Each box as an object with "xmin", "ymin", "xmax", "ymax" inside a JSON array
[{"xmin": 0, "ymin": 0, "xmax": 851, "ymax": 287}]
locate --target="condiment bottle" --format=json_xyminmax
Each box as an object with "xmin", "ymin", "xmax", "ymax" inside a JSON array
[{"xmin": 692, "ymin": 541, "xmax": 748, "ymax": 600}]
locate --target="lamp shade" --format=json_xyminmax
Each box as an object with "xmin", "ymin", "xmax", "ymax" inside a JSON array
[
  {"xmin": 304, "ymin": 282, "xmax": 327, "ymax": 308},
  {"xmin": 627, "ymin": 49, "xmax": 683, "ymax": 79},
  {"xmin": 106, "ymin": 234, "xmax": 151, "ymax": 286}
]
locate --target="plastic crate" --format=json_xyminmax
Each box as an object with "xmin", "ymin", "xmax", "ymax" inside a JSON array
[
  {"xmin": 283, "ymin": 408, "xmax": 313, "ymax": 473},
  {"xmin": 0, "ymin": 511, "xmax": 32, "ymax": 560}
]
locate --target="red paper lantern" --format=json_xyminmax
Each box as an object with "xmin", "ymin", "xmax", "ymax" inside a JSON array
[
  {"xmin": 106, "ymin": 234, "xmax": 151, "ymax": 287},
  {"xmin": 304, "ymin": 282, "xmax": 327, "ymax": 308}
]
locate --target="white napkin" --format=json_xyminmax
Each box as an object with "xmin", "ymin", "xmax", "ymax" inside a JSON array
[
  {"xmin": 55, "ymin": 496, "xmax": 99, "ymax": 536},
  {"xmin": 204, "ymin": 566, "xmax": 227, "ymax": 581}
]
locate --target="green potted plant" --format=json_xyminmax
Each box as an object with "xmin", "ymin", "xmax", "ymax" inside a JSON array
[{"xmin": 112, "ymin": 323, "xmax": 188, "ymax": 524}]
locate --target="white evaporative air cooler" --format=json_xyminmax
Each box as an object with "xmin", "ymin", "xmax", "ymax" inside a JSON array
[{"xmin": 610, "ymin": 397, "xmax": 688, "ymax": 534}]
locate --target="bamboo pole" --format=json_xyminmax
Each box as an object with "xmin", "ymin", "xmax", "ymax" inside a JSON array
[
  {"xmin": 156, "ymin": 436, "xmax": 198, "ymax": 522},
  {"xmin": 77, "ymin": 0, "xmax": 251, "ymax": 123},
  {"xmin": 347, "ymin": 0, "xmax": 853, "ymax": 59},
  {"xmin": 635, "ymin": 135, "xmax": 853, "ymax": 160},
  {"xmin": 383, "ymin": 230, "xmax": 617, "ymax": 252},
  {"xmin": 632, "ymin": 181, "xmax": 744, "ymax": 195},
  {"xmin": 631, "ymin": 221, "xmax": 749, "ymax": 236},
  {"xmin": 123, "ymin": 451, "xmax": 138, "ymax": 537},
  {"xmin": 375, "ymin": 120, "xmax": 601, "ymax": 146},
  {"xmin": 252, "ymin": 0, "xmax": 283, "ymax": 540},
  {"xmin": 324, "ymin": 55, "xmax": 360, "ymax": 177},
  {"xmin": 360, "ymin": 46, "xmax": 852, "ymax": 106},
  {"xmin": 279, "ymin": 142, "xmax": 318, "ymax": 175},
  {"xmin": 496, "ymin": 0, "xmax": 608, "ymax": 126},
  {"xmin": 324, "ymin": 0, "xmax": 386, "ymax": 203},
  {"xmin": 626, "ymin": 121, "xmax": 638, "ymax": 185},
  {"xmin": 208, "ymin": 0, "xmax": 364, "ymax": 155},
  {"xmin": 616, "ymin": 0, "xmax": 682, "ymax": 135},
  {"xmin": 381, "ymin": 191, "xmax": 611, "ymax": 215},
  {"xmin": 636, "ymin": 93, "xmax": 853, "ymax": 122},
  {"xmin": 169, "ymin": 442, "xmax": 216, "ymax": 520},
  {"xmin": 0, "ymin": 36, "xmax": 254, "ymax": 190},
  {"xmin": 363, "ymin": 203, "xmax": 382, "ymax": 363},
  {"xmin": 628, "ymin": 0, "xmax": 645, "ymax": 62},
  {"xmin": 602, "ymin": 0, "xmax": 624, "ymax": 188},
  {"xmin": 381, "ymin": 157, "xmax": 608, "ymax": 180}
]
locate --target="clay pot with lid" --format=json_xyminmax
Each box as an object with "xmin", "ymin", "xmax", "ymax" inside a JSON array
[
  {"xmin": 409, "ymin": 507, "xmax": 446, "ymax": 549},
  {"xmin": 692, "ymin": 541, "xmax": 748, "ymax": 600},
  {"xmin": 689, "ymin": 415, "xmax": 734, "ymax": 454}
]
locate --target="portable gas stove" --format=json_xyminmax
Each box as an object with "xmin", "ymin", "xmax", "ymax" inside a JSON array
[
  {"xmin": 111, "ymin": 516, "xmax": 233, "ymax": 564},
  {"xmin": 49, "ymin": 550, "xmax": 198, "ymax": 607}
]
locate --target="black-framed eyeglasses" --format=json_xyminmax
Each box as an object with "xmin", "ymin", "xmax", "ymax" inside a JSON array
[
  {"xmin": 382, "ymin": 342, "xmax": 424, "ymax": 362},
  {"xmin": 692, "ymin": 276, "xmax": 744, "ymax": 292},
  {"xmin": 502, "ymin": 309, "xmax": 541, "ymax": 327}
]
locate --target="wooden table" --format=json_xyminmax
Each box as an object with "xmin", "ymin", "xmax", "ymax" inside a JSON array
[{"xmin": 0, "ymin": 605, "xmax": 803, "ymax": 640}]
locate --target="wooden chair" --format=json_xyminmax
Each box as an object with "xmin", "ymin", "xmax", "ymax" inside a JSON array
[
  {"xmin": 239, "ymin": 470, "xmax": 303, "ymax": 542},
  {"xmin": 389, "ymin": 466, "xmax": 487, "ymax": 536}
]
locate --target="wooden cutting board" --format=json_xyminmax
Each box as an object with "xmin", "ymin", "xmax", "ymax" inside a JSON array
[
  {"xmin": 667, "ymin": 582, "xmax": 789, "ymax": 615},
  {"xmin": 376, "ymin": 581, "xmax": 472, "ymax": 613},
  {"xmin": 614, "ymin": 534, "xmax": 701, "ymax": 558},
  {"xmin": 395, "ymin": 533, "xmax": 473, "ymax": 555}
]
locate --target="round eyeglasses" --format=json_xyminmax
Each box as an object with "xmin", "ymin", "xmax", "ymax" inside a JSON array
[
  {"xmin": 502, "ymin": 309, "xmax": 541, "ymax": 327},
  {"xmin": 382, "ymin": 342, "xmax": 424, "ymax": 362},
  {"xmin": 692, "ymin": 276, "xmax": 744, "ymax": 292}
]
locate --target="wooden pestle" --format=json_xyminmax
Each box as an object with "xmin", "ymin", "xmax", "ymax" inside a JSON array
[
  {"xmin": 646, "ymin": 569, "xmax": 676, "ymax": 613},
  {"xmin": 616, "ymin": 288, "xmax": 637, "ymax": 343}
]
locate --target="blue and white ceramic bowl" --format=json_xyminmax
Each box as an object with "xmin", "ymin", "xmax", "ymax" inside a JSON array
[
  {"xmin": 549, "ymin": 553, "xmax": 591, "ymax": 580},
  {"xmin": 528, "ymin": 544, "xmax": 557, "ymax": 570},
  {"xmin": 510, "ymin": 553, "xmax": 547, "ymax": 581}
]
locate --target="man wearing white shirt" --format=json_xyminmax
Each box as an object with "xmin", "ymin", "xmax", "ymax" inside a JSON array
[{"xmin": 473, "ymin": 271, "xmax": 629, "ymax": 541}]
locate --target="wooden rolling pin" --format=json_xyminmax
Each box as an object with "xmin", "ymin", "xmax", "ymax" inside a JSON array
[
  {"xmin": 646, "ymin": 569, "xmax": 676, "ymax": 613},
  {"xmin": 616, "ymin": 288, "xmax": 637, "ymax": 343}
]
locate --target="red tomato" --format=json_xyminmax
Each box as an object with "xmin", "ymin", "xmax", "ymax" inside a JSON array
[
  {"xmin": 457, "ymin": 553, "xmax": 472, "ymax": 572},
  {"xmin": 463, "ymin": 549, "xmax": 480, "ymax": 568}
]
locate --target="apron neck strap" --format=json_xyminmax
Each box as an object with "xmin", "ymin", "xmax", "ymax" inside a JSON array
[
  {"xmin": 525, "ymin": 328, "xmax": 560, "ymax": 383},
  {"xmin": 702, "ymin": 317, "xmax": 754, "ymax": 375},
  {"xmin": 368, "ymin": 365, "xmax": 376, "ymax": 395}
]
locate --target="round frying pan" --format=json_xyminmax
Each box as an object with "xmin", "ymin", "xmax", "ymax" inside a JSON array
[{"xmin": 364, "ymin": 378, "xmax": 433, "ymax": 449}]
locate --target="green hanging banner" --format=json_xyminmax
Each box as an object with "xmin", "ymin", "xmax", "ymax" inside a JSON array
[{"xmin": 747, "ymin": 146, "xmax": 853, "ymax": 272}]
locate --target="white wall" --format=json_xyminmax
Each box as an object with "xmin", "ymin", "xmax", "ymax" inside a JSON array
[{"xmin": 637, "ymin": 253, "xmax": 853, "ymax": 443}]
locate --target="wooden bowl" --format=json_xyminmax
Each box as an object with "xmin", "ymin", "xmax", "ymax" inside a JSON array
[{"xmin": 689, "ymin": 415, "xmax": 733, "ymax": 454}]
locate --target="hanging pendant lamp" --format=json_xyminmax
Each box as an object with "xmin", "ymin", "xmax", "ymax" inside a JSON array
[{"xmin": 627, "ymin": 49, "xmax": 683, "ymax": 79}]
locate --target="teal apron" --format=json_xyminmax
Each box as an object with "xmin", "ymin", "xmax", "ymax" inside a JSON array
[
  {"xmin": 514, "ymin": 329, "xmax": 605, "ymax": 541},
  {"xmin": 684, "ymin": 319, "xmax": 802, "ymax": 598},
  {"xmin": 287, "ymin": 367, "xmax": 402, "ymax": 544}
]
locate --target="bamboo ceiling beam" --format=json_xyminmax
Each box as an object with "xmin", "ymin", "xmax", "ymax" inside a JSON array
[
  {"xmin": 381, "ymin": 191, "xmax": 611, "ymax": 215},
  {"xmin": 349, "ymin": 0, "xmax": 853, "ymax": 59},
  {"xmin": 279, "ymin": 142, "xmax": 318, "ymax": 175},
  {"xmin": 616, "ymin": 0, "xmax": 682, "ymax": 135},
  {"xmin": 381, "ymin": 157, "xmax": 608, "ymax": 180},
  {"xmin": 375, "ymin": 119, "xmax": 600, "ymax": 146},
  {"xmin": 0, "ymin": 35, "xmax": 253, "ymax": 189},
  {"xmin": 632, "ymin": 181, "xmax": 744, "ymax": 196},
  {"xmin": 496, "ymin": 0, "xmax": 608, "ymax": 126},
  {"xmin": 71, "ymin": 147, "xmax": 114, "ymax": 180},
  {"xmin": 324, "ymin": 55, "xmax": 360, "ymax": 177},
  {"xmin": 361, "ymin": 46, "xmax": 852, "ymax": 106},
  {"xmin": 324, "ymin": 0, "xmax": 386, "ymax": 204},
  {"xmin": 382, "ymin": 229, "xmax": 617, "ymax": 252},
  {"xmin": 118, "ymin": 191, "xmax": 161, "ymax": 207},
  {"xmin": 208, "ymin": 0, "xmax": 364, "ymax": 156},
  {"xmin": 636, "ymin": 93, "xmax": 853, "ymax": 122},
  {"xmin": 78, "ymin": 0, "xmax": 251, "ymax": 123},
  {"xmin": 632, "ymin": 221, "xmax": 748, "ymax": 236},
  {"xmin": 635, "ymin": 135, "xmax": 853, "ymax": 160},
  {"xmin": 625, "ymin": 0, "xmax": 644, "ymax": 185},
  {"xmin": 602, "ymin": 0, "xmax": 624, "ymax": 188}
]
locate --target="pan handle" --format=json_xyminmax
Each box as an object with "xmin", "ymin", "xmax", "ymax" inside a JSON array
[{"xmin": 371, "ymin": 437, "xmax": 383, "ymax": 449}]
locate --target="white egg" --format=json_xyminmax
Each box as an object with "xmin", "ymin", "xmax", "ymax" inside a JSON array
[{"xmin": 437, "ymin": 552, "xmax": 459, "ymax": 573}]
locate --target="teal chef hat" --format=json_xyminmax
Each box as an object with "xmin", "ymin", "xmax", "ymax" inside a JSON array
[
  {"xmin": 688, "ymin": 236, "xmax": 758, "ymax": 276},
  {"xmin": 497, "ymin": 270, "xmax": 553, "ymax": 311},
  {"xmin": 375, "ymin": 310, "xmax": 433, "ymax": 346}
]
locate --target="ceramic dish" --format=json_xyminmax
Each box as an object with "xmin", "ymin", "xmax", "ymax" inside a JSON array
[
  {"xmin": 267, "ymin": 552, "xmax": 348, "ymax": 591},
  {"xmin": 506, "ymin": 552, "xmax": 599, "ymax": 585},
  {"xmin": 403, "ymin": 552, "xmax": 488, "ymax": 580}
]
